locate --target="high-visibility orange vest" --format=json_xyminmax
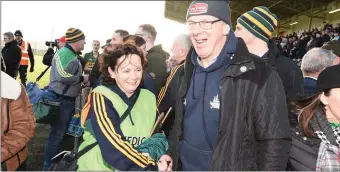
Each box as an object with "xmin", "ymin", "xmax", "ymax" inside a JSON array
[{"xmin": 19, "ymin": 40, "xmax": 29, "ymax": 66}]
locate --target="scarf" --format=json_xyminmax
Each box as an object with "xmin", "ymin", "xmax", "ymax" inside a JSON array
[{"xmin": 310, "ymin": 110, "xmax": 340, "ymax": 171}]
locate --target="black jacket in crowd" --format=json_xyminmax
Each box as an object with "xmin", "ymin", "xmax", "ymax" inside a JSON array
[
  {"xmin": 1, "ymin": 40, "xmax": 22, "ymax": 78},
  {"xmin": 166, "ymin": 38, "xmax": 291, "ymax": 171},
  {"xmin": 308, "ymin": 37, "xmax": 323, "ymax": 50},
  {"xmin": 146, "ymin": 44, "xmax": 168, "ymax": 95},
  {"xmin": 42, "ymin": 48, "xmax": 55, "ymax": 66},
  {"xmin": 1, "ymin": 55, "xmax": 6, "ymax": 72},
  {"xmin": 158, "ymin": 59, "xmax": 186, "ymax": 137},
  {"xmin": 287, "ymin": 109, "xmax": 336, "ymax": 170},
  {"xmin": 287, "ymin": 123, "xmax": 320, "ymax": 170},
  {"xmin": 297, "ymin": 38, "xmax": 309, "ymax": 59},
  {"xmin": 267, "ymin": 41, "xmax": 304, "ymax": 101}
]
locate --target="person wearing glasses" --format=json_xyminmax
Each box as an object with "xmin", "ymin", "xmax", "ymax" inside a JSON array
[{"xmin": 158, "ymin": 1, "xmax": 290, "ymax": 171}]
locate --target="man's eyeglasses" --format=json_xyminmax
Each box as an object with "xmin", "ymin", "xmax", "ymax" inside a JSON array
[{"xmin": 187, "ymin": 19, "xmax": 221, "ymax": 30}]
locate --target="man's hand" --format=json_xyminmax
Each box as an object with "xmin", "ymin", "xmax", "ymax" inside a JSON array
[
  {"xmin": 29, "ymin": 67, "xmax": 34, "ymax": 72},
  {"xmin": 158, "ymin": 154, "xmax": 173, "ymax": 171},
  {"xmin": 83, "ymin": 74, "xmax": 89, "ymax": 83}
]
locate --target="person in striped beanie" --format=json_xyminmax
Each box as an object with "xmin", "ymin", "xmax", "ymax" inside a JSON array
[
  {"xmin": 235, "ymin": 6, "xmax": 304, "ymax": 101},
  {"xmin": 235, "ymin": 6, "xmax": 278, "ymax": 45},
  {"xmin": 65, "ymin": 28, "xmax": 85, "ymax": 43},
  {"xmin": 43, "ymin": 27, "xmax": 88, "ymax": 170}
]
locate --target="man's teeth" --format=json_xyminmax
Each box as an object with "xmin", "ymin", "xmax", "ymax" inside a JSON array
[{"xmin": 197, "ymin": 39, "xmax": 206, "ymax": 43}]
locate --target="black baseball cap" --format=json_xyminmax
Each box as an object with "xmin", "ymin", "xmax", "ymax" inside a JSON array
[
  {"xmin": 316, "ymin": 65, "xmax": 340, "ymax": 93},
  {"xmin": 14, "ymin": 30, "xmax": 22, "ymax": 37}
]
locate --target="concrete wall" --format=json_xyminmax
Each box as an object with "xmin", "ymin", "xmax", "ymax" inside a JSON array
[{"xmin": 275, "ymin": 1, "xmax": 340, "ymax": 36}]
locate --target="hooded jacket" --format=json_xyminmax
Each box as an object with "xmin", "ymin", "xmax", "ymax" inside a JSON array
[
  {"xmin": 1, "ymin": 40, "xmax": 22, "ymax": 78},
  {"xmin": 267, "ymin": 41, "xmax": 304, "ymax": 101},
  {"xmin": 146, "ymin": 44, "xmax": 168, "ymax": 95},
  {"xmin": 1, "ymin": 75, "xmax": 35, "ymax": 171},
  {"xmin": 166, "ymin": 38, "xmax": 291, "ymax": 171},
  {"xmin": 180, "ymin": 32, "xmax": 237, "ymax": 171}
]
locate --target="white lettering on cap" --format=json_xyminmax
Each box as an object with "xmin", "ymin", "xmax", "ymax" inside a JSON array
[{"xmin": 189, "ymin": 3, "xmax": 208, "ymax": 15}]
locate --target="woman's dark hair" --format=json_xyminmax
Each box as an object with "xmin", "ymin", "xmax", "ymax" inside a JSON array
[
  {"xmin": 123, "ymin": 35, "xmax": 146, "ymax": 47},
  {"xmin": 290, "ymin": 89, "xmax": 331, "ymax": 136},
  {"xmin": 102, "ymin": 44, "xmax": 145, "ymax": 85},
  {"xmin": 123, "ymin": 35, "xmax": 147, "ymax": 69}
]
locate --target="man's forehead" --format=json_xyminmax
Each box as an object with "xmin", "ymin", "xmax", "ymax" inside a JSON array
[
  {"xmin": 187, "ymin": 15, "xmax": 218, "ymax": 21},
  {"xmin": 135, "ymin": 27, "xmax": 144, "ymax": 34},
  {"xmin": 113, "ymin": 32, "xmax": 122, "ymax": 39}
]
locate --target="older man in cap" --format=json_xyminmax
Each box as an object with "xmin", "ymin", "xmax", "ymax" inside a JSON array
[
  {"xmin": 43, "ymin": 28, "xmax": 89, "ymax": 170},
  {"xmin": 159, "ymin": 1, "xmax": 290, "ymax": 171}
]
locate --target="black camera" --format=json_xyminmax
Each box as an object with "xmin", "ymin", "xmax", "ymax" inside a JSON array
[{"xmin": 45, "ymin": 39, "xmax": 59, "ymax": 47}]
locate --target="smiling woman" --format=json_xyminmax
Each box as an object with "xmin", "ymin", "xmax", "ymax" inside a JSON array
[{"xmin": 77, "ymin": 44, "xmax": 168, "ymax": 171}]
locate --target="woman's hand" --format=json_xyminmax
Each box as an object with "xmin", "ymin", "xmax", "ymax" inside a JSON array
[{"xmin": 157, "ymin": 154, "xmax": 173, "ymax": 171}]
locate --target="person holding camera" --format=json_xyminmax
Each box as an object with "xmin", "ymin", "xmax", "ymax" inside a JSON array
[
  {"xmin": 43, "ymin": 28, "xmax": 89, "ymax": 170},
  {"xmin": 43, "ymin": 36, "xmax": 66, "ymax": 66},
  {"xmin": 14, "ymin": 30, "xmax": 34, "ymax": 87}
]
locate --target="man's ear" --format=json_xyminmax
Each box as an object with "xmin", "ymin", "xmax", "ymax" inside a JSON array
[
  {"xmin": 333, "ymin": 57, "xmax": 340, "ymax": 65},
  {"xmin": 223, "ymin": 23, "xmax": 231, "ymax": 36},
  {"xmin": 320, "ymin": 92, "xmax": 329, "ymax": 107}
]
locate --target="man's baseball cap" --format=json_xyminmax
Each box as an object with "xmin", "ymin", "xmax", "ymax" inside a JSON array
[
  {"xmin": 186, "ymin": 0, "xmax": 232, "ymax": 27},
  {"xmin": 316, "ymin": 65, "xmax": 340, "ymax": 93},
  {"xmin": 58, "ymin": 36, "xmax": 66, "ymax": 43}
]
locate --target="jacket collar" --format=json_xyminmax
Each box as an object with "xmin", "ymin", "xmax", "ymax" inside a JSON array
[
  {"xmin": 65, "ymin": 43, "xmax": 77, "ymax": 55},
  {"xmin": 5, "ymin": 40, "xmax": 18, "ymax": 47},
  {"xmin": 266, "ymin": 40, "xmax": 280, "ymax": 67},
  {"xmin": 183, "ymin": 38, "xmax": 256, "ymax": 79},
  {"xmin": 223, "ymin": 38, "xmax": 256, "ymax": 78}
]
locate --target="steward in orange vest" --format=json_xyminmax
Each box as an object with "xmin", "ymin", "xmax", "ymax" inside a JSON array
[{"xmin": 14, "ymin": 30, "xmax": 35, "ymax": 86}]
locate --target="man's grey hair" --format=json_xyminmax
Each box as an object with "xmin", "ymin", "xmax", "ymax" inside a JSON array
[
  {"xmin": 175, "ymin": 34, "xmax": 192, "ymax": 50},
  {"xmin": 3, "ymin": 32, "xmax": 14, "ymax": 40},
  {"xmin": 301, "ymin": 48, "xmax": 337, "ymax": 74}
]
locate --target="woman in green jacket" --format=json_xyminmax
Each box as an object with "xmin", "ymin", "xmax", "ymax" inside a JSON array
[{"xmin": 77, "ymin": 44, "xmax": 166, "ymax": 171}]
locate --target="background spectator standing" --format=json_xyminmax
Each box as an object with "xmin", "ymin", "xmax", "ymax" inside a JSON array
[
  {"xmin": 14, "ymin": 30, "xmax": 34, "ymax": 87},
  {"xmin": 82, "ymin": 40, "xmax": 100, "ymax": 105},
  {"xmin": 136, "ymin": 24, "xmax": 168, "ymax": 95},
  {"xmin": 2, "ymin": 32, "xmax": 22, "ymax": 78}
]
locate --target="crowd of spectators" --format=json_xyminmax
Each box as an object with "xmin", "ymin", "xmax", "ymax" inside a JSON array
[{"xmin": 273, "ymin": 22, "xmax": 340, "ymax": 63}]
